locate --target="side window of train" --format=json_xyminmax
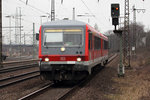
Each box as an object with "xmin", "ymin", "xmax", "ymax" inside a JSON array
[
  {"xmin": 104, "ymin": 40, "xmax": 108, "ymax": 49},
  {"xmin": 88, "ymin": 31, "xmax": 92, "ymax": 50},
  {"xmin": 99, "ymin": 37, "xmax": 101, "ymax": 49},
  {"xmin": 94, "ymin": 36, "xmax": 101, "ymax": 50}
]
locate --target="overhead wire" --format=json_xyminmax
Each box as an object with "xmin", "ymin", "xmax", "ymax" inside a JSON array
[
  {"xmin": 80, "ymin": 0, "xmax": 96, "ymax": 18},
  {"xmin": 80, "ymin": 0, "xmax": 108, "ymax": 29},
  {"xmin": 18, "ymin": 0, "xmax": 50, "ymax": 15},
  {"xmin": 3, "ymin": 0, "xmax": 41, "ymax": 28}
]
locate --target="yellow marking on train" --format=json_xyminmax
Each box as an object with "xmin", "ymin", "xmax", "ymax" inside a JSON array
[
  {"xmin": 45, "ymin": 29, "xmax": 82, "ymax": 33},
  {"xmin": 64, "ymin": 29, "xmax": 81, "ymax": 32},
  {"xmin": 45, "ymin": 30, "xmax": 63, "ymax": 32}
]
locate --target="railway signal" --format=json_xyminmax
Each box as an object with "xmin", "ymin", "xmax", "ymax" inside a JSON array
[
  {"xmin": 111, "ymin": 4, "xmax": 120, "ymax": 27},
  {"xmin": 111, "ymin": 3, "xmax": 124, "ymax": 77},
  {"xmin": 111, "ymin": 4, "xmax": 120, "ymax": 17}
]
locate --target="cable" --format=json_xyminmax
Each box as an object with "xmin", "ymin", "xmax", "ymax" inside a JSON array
[
  {"xmin": 18, "ymin": 0, "xmax": 50, "ymax": 15},
  {"xmin": 80, "ymin": 0, "xmax": 94, "ymax": 17},
  {"xmin": 80, "ymin": 0, "xmax": 108, "ymax": 29}
]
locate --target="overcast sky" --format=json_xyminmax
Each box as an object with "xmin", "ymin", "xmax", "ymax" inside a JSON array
[{"xmin": 2, "ymin": 0, "xmax": 150, "ymax": 43}]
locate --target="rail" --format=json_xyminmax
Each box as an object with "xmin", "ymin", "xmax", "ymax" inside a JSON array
[
  {"xmin": 0, "ymin": 70, "xmax": 40, "ymax": 88},
  {"xmin": 18, "ymin": 54, "xmax": 117, "ymax": 100},
  {"xmin": 0, "ymin": 64, "xmax": 38, "ymax": 73}
]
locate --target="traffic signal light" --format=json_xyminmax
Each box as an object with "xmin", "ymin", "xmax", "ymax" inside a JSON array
[
  {"xmin": 111, "ymin": 4, "xmax": 120, "ymax": 17},
  {"xmin": 111, "ymin": 4, "xmax": 120, "ymax": 26}
]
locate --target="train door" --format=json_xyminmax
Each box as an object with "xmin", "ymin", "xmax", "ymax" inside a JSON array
[
  {"xmin": 101, "ymin": 39, "xmax": 103, "ymax": 56},
  {"xmin": 92, "ymin": 34, "xmax": 94, "ymax": 61},
  {"xmin": 88, "ymin": 31, "xmax": 93, "ymax": 61}
]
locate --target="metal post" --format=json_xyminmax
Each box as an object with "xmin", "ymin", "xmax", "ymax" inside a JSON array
[
  {"xmin": 9, "ymin": 17, "xmax": 12, "ymax": 56},
  {"xmin": 5, "ymin": 16, "xmax": 12, "ymax": 56},
  {"xmin": 133, "ymin": 5, "xmax": 136, "ymax": 55},
  {"xmin": 132, "ymin": 5, "xmax": 145, "ymax": 55},
  {"xmin": 51, "ymin": 0, "xmax": 55, "ymax": 21},
  {"xmin": 24, "ymin": 32, "xmax": 26, "ymax": 45},
  {"xmin": 0, "ymin": 0, "xmax": 2, "ymax": 67},
  {"xmin": 15, "ymin": 8, "xmax": 19, "ymax": 44},
  {"xmin": 33, "ymin": 23, "xmax": 35, "ymax": 59},
  {"xmin": 114, "ymin": 30, "xmax": 125, "ymax": 77},
  {"xmin": 119, "ymin": 31, "xmax": 124, "ymax": 76},
  {"xmin": 73, "ymin": 8, "xmax": 75, "ymax": 20},
  {"xmin": 124, "ymin": 0, "xmax": 131, "ymax": 68},
  {"xmin": 19, "ymin": 7, "xmax": 22, "ymax": 60},
  {"xmin": 24, "ymin": 32, "xmax": 26, "ymax": 54}
]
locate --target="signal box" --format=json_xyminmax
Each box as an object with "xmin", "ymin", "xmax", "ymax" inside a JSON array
[{"xmin": 111, "ymin": 4, "xmax": 120, "ymax": 18}]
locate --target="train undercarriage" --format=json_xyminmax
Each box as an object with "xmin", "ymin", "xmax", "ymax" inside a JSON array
[{"xmin": 40, "ymin": 64, "xmax": 89, "ymax": 81}]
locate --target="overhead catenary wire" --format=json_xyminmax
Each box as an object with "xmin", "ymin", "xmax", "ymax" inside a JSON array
[
  {"xmin": 3, "ymin": 1, "xmax": 41, "ymax": 26},
  {"xmin": 80, "ymin": 0, "xmax": 108, "ymax": 28},
  {"xmin": 18, "ymin": 0, "xmax": 50, "ymax": 16},
  {"xmin": 80, "ymin": 0, "xmax": 95, "ymax": 18}
]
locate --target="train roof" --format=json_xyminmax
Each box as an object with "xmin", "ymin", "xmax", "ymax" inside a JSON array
[
  {"xmin": 87, "ymin": 25, "xmax": 108, "ymax": 40},
  {"xmin": 42, "ymin": 20, "xmax": 86, "ymax": 27}
]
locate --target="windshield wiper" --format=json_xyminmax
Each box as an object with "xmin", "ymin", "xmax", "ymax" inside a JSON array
[
  {"xmin": 44, "ymin": 36, "xmax": 48, "ymax": 49},
  {"xmin": 78, "ymin": 35, "xmax": 82, "ymax": 48}
]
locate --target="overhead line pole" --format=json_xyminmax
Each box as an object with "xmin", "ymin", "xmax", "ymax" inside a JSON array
[
  {"xmin": 19, "ymin": 7, "xmax": 22, "ymax": 60},
  {"xmin": 132, "ymin": 5, "xmax": 145, "ymax": 55},
  {"xmin": 5, "ymin": 15, "xmax": 12, "ymax": 57},
  {"xmin": 33, "ymin": 23, "xmax": 35, "ymax": 59},
  {"xmin": 133, "ymin": 5, "xmax": 136, "ymax": 55},
  {"xmin": 51, "ymin": 0, "xmax": 55, "ymax": 21},
  {"xmin": 15, "ymin": 8, "xmax": 19, "ymax": 44},
  {"xmin": 73, "ymin": 8, "xmax": 75, "ymax": 20},
  {"xmin": 123, "ymin": 0, "xmax": 131, "ymax": 68}
]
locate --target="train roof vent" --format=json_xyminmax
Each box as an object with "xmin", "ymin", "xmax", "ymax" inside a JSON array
[{"xmin": 63, "ymin": 18, "xmax": 69, "ymax": 20}]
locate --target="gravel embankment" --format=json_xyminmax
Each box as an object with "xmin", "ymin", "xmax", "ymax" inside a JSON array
[{"xmin": 67, "ymin": 47, "xmax": 150, "ymax": 100}]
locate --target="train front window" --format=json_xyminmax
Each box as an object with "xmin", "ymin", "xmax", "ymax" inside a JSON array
[
  {"xmin": 44, "ymin": 32, "xmax": 63, "ymax": 46},
  {"xmin": 44, "ymin": 29, "xmax": 83, "ymax": 47}
]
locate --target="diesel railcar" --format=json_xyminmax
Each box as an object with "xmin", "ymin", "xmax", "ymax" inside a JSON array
[{"xmin": 37, "ymin": 20, "xmax": 108, "ymax": 81}]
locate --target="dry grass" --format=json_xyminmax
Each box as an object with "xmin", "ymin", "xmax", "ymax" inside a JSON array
[
  {"xmin": 107, "ymin": 74, "xmax": 150, "ymax": 100},
  {"xmin": 105, "ymin": 47, "xmax": 150, "ymax": 100}
]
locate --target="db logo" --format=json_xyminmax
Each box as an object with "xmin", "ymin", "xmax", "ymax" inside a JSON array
[{"xmin": 60, "ymin": 57, "xmax": 66, "ymax": 61}]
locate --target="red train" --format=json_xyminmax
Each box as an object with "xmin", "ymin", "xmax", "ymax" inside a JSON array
[{"xmin": 37, "ymin": 20, "xmax": 108, "ymax": 81}]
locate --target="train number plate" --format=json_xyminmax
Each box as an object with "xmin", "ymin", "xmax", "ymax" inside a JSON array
[{"xmin": 67, "ymin": 61, "xmax": 75, "ymax": 64}]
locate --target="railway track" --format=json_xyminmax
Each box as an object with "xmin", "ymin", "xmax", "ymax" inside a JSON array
[
  {"xmin": 0, "ymin": 60, "xmax": 40, "ymax": 88},
  {"xmin": 0, "ymin": 59, "xmax": 39, "ymax": 74},
  {"xmin": 58, "ymin": 54, "xmax": 117, "ymax": 100},
  {"xmin": 2, "ymin": 59, "xmax": 38, "ymax": 67},
  {"xmin": 18, "ymin": 83, "xmax": 53, "ymax": 100},
  {"xmin": 0, "ymin": 70, "xmax": 40, "ymax": 88},
  {"xmin": 18, "ymin": 54, "xmax": 117, "ymax": 100},
  {"xmin": 0, "ymin": 63, "xmax": 38, "ymax": 73}
]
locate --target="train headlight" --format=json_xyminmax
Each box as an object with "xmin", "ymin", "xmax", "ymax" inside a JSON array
[
  {"xmin": 45, "ymin": 58, "xmax": 49, "ymax": 62},
  {"xmin": 77, "ymin": 57, "xmax": 81, "ymax": 62},
  {"xmin": 61, "ymin": 47, "xmax": 65, "ymax": 52}
]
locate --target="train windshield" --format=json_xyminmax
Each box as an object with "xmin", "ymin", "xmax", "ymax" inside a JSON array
[{"xmin": 44, "ymin": 29, "xmax": 83, "ymax": 47}]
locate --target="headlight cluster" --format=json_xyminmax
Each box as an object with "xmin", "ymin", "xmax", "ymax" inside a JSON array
[
  {"xmin": 61, "ymin": 47, "xmax": 65, "ymax": 52},
  {"xmin": 77, "ymin": 57, "xmax": 81, "ymax": 62},
  {"xmin": 44, "ymin": 58, "xmax": 49, "ymax": 62},
  {"xmin": 44, "ymin": 57, "xmax": 81, "ymax": 62}
]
